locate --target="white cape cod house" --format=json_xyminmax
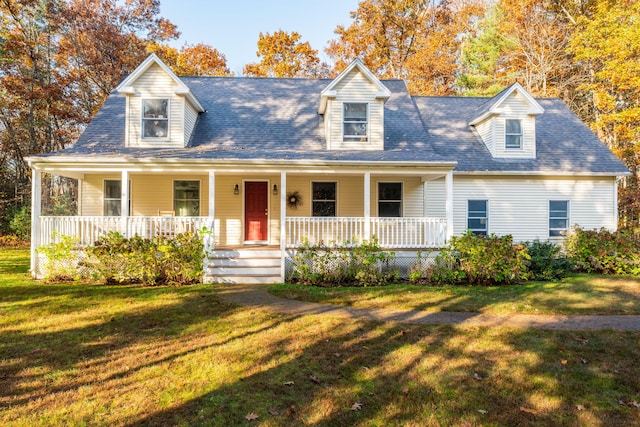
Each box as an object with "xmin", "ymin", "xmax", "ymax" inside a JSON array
[{"xmin": 27, "ymin": 55, "xmax": 629, "ymax": 283}]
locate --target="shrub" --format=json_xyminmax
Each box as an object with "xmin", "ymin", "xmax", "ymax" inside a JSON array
[
  {"xmin": 524, "ymin": 240, "xmax": 573, "ymax": 280},
  {"xmin": 9, "ymin": 206, "xmax": 31, "ymax": 240},
  {"xmin": 0, "ymin": 235, "xmax": 29, "ymax": 247},
  {"xmin": 428, "ymin": 231, "xmax": 531, "ymax": 286},
  {"xmin": 566, "ymin": 227, "xmax": 640, "ymax": 275},
  {"xmin": 290, "ymin": 237, "xmax": 399, "ymax": 287},
  {"xmin": 89, "ymin": 231, "xmax": 205, "ymax": 286},
  {"xmin": 36, "ymin": 234, "xmax": 90, "ymax": 282}
]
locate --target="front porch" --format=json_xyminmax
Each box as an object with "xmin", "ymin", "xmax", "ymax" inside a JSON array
[{"xmin": 30, "ymin": 166, "xmax": 455, "ymax": 281}]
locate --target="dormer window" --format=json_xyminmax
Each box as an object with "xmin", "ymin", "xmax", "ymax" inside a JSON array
[
  {"xmin": 142, "ymin": 99, "xmax": 169, "ymax": 139},
  {"xmin": 343, "ymin": 103, "xmax": 368, "ymax": 142},
  {"xmin": 505, "ymin": 119, "xmax": 522, "ymax": 149}
]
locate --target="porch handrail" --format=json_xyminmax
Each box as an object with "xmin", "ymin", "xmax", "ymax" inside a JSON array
[
  {"xmin": 39, "ymin": 216, "xmax": 213, "ymax": 247},
  {"xmin": 285, "ymin": 216, "xmax": 447, "ymax": 249}
]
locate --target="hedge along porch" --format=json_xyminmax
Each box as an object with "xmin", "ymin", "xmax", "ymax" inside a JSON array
[{"xmin": 29, "ymin": 159, "xmax": 455, "ymax": 282}]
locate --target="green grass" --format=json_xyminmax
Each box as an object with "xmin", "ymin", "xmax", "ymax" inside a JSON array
[
  {"xmin": 1, "ymin": 248, "xmax": 639, "ymax": 426},
  {"xmin": 270, "ymin": 275, "xmax": 640, "ymax": 315}
]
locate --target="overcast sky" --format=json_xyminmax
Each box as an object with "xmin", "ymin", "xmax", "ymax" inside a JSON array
[{"xmin": 159, "ymin": 0, "xmax": 360, "ymax": 75}]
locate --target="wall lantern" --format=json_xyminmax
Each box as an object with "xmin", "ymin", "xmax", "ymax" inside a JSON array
[
  {"xmin": 272, "ymin": 184, "xmax": 278, "ymax": 195},
  {"xmin": 233, "ymin": 184, "xmax": 239, "ymax": 195}
]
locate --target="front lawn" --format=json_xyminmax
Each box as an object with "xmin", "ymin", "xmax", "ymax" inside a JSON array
[
  {"xmin": 1, "ymin": 248, "xmax": 639, "ymax": 426},
  {"xmin": 270, "ymin": 275, "xmax": 640, "ymax": 315}
]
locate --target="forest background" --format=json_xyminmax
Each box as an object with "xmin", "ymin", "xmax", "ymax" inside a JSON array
[{"xmin": 1, "ymin": 0, "xmax": 638, "ymax": 238}]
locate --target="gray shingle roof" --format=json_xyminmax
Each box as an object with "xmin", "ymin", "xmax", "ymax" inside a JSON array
[
  {"xmin": 413, "ymin": 96, "xmax": 629, "ymax": 174},
  {"xmin": 39, "ymin": 75, "xmax": 628, "ymax": 175}
]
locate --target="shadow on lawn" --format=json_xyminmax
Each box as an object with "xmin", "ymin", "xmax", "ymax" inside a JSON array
[{"xmin": 127, "ymin": 313, "xmax": 640, "ymax": 427}]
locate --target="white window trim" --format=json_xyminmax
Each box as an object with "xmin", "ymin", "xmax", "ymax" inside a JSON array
[
  {"xmin": 505, "ymin": 118, "xmax": 523, "ymax": 150},
  {"xmin": 141, "ymin": 98, "xmax": 170, "ymax": 141},
  {"xmin": 311, "ymin": 180, "xmax": 338, "ymax": 217},
  {"xmin": 377, "ymin": 181, "xmax": 403, "ymax": 217},
  {"xmin": 467, "ymin": 199, "xmax": 488, "ymax": 235},
  {"xmin": 173, "ymin": 179, "xmax": 201, "ymax": 216},
  {"xmin": 548, "ymin": 200, "xmax": 570, "ymax": 238},
  {"xmin": 342, "ymin": 102, "xmax": 369, "ymax": 143},
  {"xmin": 103, "ymin": 179, "xmax": 131, "ymax": 216}
]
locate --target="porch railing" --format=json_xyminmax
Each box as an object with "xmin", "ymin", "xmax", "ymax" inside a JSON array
[
  {"xmin": 285, "ymin": 217, "xmax": 447, "ymax": 249},
  {"xmin": 39, "ymin": 216, "xmax": 213, "ymax": 247}
]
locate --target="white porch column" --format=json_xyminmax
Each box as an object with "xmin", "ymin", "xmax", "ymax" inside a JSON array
[
  {"xmin": 613, "ymin": 177, "xmax": 620, "ymax": 231},
  {"xmin": 207, "ymin": 171, "xmax": 215, "ymax": 251},
  {"xmin": 364, "ymin": 172, "xmax": 371, "ymax": 241},
  {"xmin": 120, "ymin": 169, "xmax": 129, "ymax": 236},
  {"xmin": 445, "ymin": 170, "xmax": 454, "ymax": 241},
  {"xmin": 280, "ymin": 171, "xmax": 287, "ymax": 282},
  {"xmin": 30, "ymin": 167, "xmax": 42, "ymax": 277}
]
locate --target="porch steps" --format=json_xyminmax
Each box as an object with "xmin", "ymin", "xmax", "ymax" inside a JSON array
[{"xmin": 204, "ymin": 249, "xmax": 282, "ymax": 285}]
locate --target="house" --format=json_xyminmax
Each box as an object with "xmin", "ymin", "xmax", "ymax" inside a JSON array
[{"xmin": 27, "ymin": 54, "xmax": 630, "ymax": 283}]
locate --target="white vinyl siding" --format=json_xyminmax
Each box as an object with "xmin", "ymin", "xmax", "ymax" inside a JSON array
[
  {"xmin": 326, "ymin": 69, "xmax": 384, "ymax": 150},
  {"xmin": 475, "ymin": 120, "xmax": 494, "ymax": 153},
  {"xmin": 453, "ymin": 176, "xmax": 617, "ymax": 242},
  {"xmin": 184, "ymin": 102, "xmax": 199, "ymax": 144},
  {"xmin": 424, "ymin": 177, "xmax": 447, "ymax": 218},
  {"xmin": 126, "ymin": 63, "xmax": 185, "ymax": 148}
]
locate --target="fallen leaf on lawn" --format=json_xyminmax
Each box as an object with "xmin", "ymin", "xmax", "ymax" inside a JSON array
[
  {"xmin": 630, "ymin": 401, "xmax": 640, "ymax": 408},
  {"xmin": 245, "ymin": 412, "xmax": 259, "ymax": 421},
  {"xmin": 284, "ymin": 405, "xmax": 297, "ymax": 416},
  {"xmin": 402, "ymin": 387, "xmax": 409, "ymax": 394},
  {"xmin": 575, "ymin": 337, "xmax": 589, "ymax": 344},
  {"xmin": 309, "ymin": 374, "xmax": 320, "ymax": 384},
  {"xmin": 473, "ymin": 372, "xmax": 483, "ymax": 380},
  {"xmin": 519, "ymin": 407, "xmax": 538, "ymax": 415},
  {"xmin": 576, "ymin": 405, "xmax": 585, "ymax": 411},
  {"xmin": 351, "ymin": 402, "xmax": 363, "ymax": 411},
  {"xmin": 580, "ymin": 358, "xmax": 588, "ymax": 364},
  {"xmin": 619, "ymin": 400, "xmax": 626, "ymax": 406},
  {"xmin": 268, "ymin": 408, "xmax": 280, "ymax": 416},
  {"xmin": 334, "ymin": 353, "xmax": 341, "ymax": 358},
  {"xmin": 283, "ymin": 381, "xmax": 294, "ymax": 386},
  {"xmin": 561, "ymin": 359, "xmax": 568, "ymax": 365},
  {"xmin": 478, "ymin": 409, "xmax": 488, "ymax": 414}
]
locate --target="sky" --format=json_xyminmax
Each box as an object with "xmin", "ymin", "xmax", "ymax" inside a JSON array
[{"xmin": 159, "ymin": 0, "xmax": 360, "ymax": 75}]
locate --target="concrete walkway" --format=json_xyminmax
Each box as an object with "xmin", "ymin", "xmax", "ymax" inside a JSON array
[{"xmin": 215, "ymin": 283, "xmax": 640, "ymax": 331}]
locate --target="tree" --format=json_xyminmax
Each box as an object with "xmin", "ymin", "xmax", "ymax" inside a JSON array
[
  {"xmin": 325, "ymin": 0, "xmax": 486, "ymax": 95},
  {"xmin": 243, "ymin": 30, "xmax": 321, "ymax": 78},
  {"xmin": 569, "ymin": 0, "xmax": 640, "ymax": 228},
  {"xmin": 149, "ymin": 42, "xmax": 232, "ymax": 76}
]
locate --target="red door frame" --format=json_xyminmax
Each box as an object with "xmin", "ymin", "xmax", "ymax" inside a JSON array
[{"xmin": 244, "ymin": 181, "xmax": 269, "ymax": 242}]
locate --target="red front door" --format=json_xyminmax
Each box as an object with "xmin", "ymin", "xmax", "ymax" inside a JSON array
[{"xmin": 244, "ymin": 181, "xmax": 268, "ymax": 241}]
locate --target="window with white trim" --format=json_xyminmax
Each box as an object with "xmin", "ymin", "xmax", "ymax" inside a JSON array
[
  {"xmin": 467, "ymin": 200, "xmax": 488, "ymax": 235},
  {"xmin": 505, "ymin": 119, "xmax": 522, "ymax": 149},
  {"xmin": 343, "ymin": 103, "xmax": 368, "ymax": 142},
  {"xmin": 378, "ymin": 182, "xmax": 402, "ymax": 217},
  {"xmin": 142, "ymin": 99, "xmax": 169, "ymax": 138},
  {"xmin": 104, "ymin": 180, "xmax": 131, "ymax": 216},
  {"xmin": 312, "ymin": 182, "xmax": 336, "ymax": 216},
  {"xmin": 549, "ymin": 200, "xmax": 569, "ymax": 237},
  {"xmin": 174, "ymin": 180, "xmax": 200, "ymax": 216}
]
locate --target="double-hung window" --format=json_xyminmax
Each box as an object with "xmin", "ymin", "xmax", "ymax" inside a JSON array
[
  {"xmin": 467, "ymin": 200, "xmax": 488, "ymax": 235},
  {"xmin": 343, "ymin": 103, "xmax": 368, "ymax": 142},
  {"xmin": 549, "ymin": 200, "xmax": 569, "ymax": 237},
  {"xmin": 142, "ymin": 99, "xmax": 169, "ymax": 139},
  {"xmin": 505, "ymin": 119, "xmax": 522, "ymax": 149},
  {"xmin": 174, "ymin": 180, "xmax": 200, "ymax": 216},
  {"xmin": 378, "ymin": 182, "xmax": 402, "ymax": 217},
  {"xmin": 312, "ymin": 182, "xmax": 336, "ymax": 217},
  {"xmin": 104, "ymin": 180, "xmax": 130, "ymax": 216}
]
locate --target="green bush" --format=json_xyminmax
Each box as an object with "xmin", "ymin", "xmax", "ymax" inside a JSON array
[
  {"xmin": 429, "ymin": 231, "xmax": 531, "ymax": 286},
  {"xmin": 290, "ymin": 237, "xmax": 399, "ymax": 287},
  {"xmin": 36, "ymin": 234, "xmax": 89, "ymax": 281},
  {"xmin": 9, "ymin": 206, "xmax": 31, "ymax": 240},
  {"xmin": 524, "ymin": 240, "xmax": 573, "ymax": 280},
  {"xmin": 566, "ymin": 227, "xmax": 640, "ymax": 275},
  {"xmin": 89, "ymin": 231, "xmax": 205, "ymax": 286}
]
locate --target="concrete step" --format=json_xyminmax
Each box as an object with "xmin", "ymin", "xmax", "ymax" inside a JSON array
[
  {"xmin": 209, "ymin": 257, "xmax": 281, "ymax": 268},
  {"xmin": 204, "ymin": 274, "xmax": 281, "ymax": 285},
  {"xmin": 206, "ymin": 266, "xmax": 281, "ymax": 276},
  {"xmin": 210, "ymin": 249, "xmax": 281, "ymax": 259}
]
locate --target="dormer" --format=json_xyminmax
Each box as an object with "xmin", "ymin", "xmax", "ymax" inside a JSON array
[
  {"xmin": 116, "ymin": 54, "xmax": 204, "ymax": 148},
  {"xmin": 319, "ymin": 59, "xmax": 391, "ymax": 150},
  {"xmin": 469, "ymin": 83, "xmax": 544, "ymax": 159}
]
